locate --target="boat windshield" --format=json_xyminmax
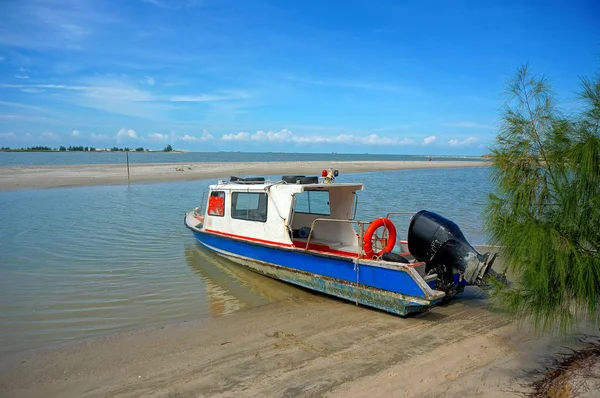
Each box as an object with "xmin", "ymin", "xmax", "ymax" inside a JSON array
[{"xmin": 294, "ymin": 190, "xmax": 330, "ymax": 216}]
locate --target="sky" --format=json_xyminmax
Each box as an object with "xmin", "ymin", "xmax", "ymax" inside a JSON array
[{"xmin": 0, "ymin": 0, "xmax": 598, "ymax": 155}]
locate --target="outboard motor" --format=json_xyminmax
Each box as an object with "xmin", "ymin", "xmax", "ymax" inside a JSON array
[{"xmin": 408, "ymin": 210, "xmax": 499, "ymax": 297}]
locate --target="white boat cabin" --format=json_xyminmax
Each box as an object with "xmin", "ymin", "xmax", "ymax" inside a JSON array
[{"xmin": 201, "ymin": 177, "xmax": 363, "ymax": 253}]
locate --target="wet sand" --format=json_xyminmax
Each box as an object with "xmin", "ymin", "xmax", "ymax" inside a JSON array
[
  {"xmin": 0, "ymin": 287, "xmax": 582, "ymax": 398},
  {"xmin": 0, "ymin": 160, "xmax": 488, "ymax": 190}
]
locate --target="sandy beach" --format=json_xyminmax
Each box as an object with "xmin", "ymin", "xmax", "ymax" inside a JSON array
[
  {"xmin": 0, "ymin": 281, "xmax": 590, "ymax": 398},
  {"xmin": 0, "ymin": 160, "xmax": 488, "ymax": 191}
]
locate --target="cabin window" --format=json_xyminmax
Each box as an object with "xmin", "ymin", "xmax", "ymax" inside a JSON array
[
  {"xmin": 294, "ymin": 190, "xmax": 330, "ymax": 215},
  {"xmin": 231, "ymin": 192, "xmax": 268, "ymax": 222},
  {"xmin": 207, "ymin": 191, "xmax": 225, "ymax": 217}
]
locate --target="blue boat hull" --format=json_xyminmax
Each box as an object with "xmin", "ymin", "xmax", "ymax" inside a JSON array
[{"xmin": 190, "ymin": 229, "xmax": 444, "ymax": 316}]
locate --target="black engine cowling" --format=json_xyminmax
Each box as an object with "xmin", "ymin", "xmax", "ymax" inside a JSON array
[{"xmin": 407, "ymin": 210, "xmax": 497, "ymax": 292}]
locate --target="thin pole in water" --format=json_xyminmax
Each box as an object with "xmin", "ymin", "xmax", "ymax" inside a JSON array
[{"xmin": 126, "ymin": 151, "xmax": 130, "ymax": 183}]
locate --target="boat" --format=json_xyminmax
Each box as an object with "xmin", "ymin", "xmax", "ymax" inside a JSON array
[{"xmin": 184, "ymin": 170, "xmax": 501, "ymax": 316}]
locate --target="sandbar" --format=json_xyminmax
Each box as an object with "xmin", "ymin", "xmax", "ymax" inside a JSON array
[{"xmin": 0, "ymin": 160, "xmax": 488, "ymax": 191}]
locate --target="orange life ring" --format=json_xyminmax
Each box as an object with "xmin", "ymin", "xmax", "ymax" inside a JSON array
[{"xmin": 363, "ymin": 218, "xmax": 397, "ymax": 259}]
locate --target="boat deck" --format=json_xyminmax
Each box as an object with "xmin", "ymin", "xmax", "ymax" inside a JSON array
[
  {"xmin": 292, "ymin": 238, "xmax": 359, "ymax": 257},
  {"xmin": 291, "ymin": 237, "xmax": 427, "ymax": 276}
]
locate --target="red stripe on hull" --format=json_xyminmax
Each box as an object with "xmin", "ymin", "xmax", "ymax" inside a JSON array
[
  {"xmin": 202, "ymin": 229, "xmax": 359, "ymax": 257},
  {"xmin": 202, "ymin": 229, "xmax": 417, "ymax": 261}
]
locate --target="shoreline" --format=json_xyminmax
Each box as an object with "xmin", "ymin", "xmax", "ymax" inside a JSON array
[
  {"xmin": 0, "ymin": 288, "xmax": 591, "ymax": 398},
  {"xmin": 0, "ymin": 160, "xmax": 488, "ymax": 191}
]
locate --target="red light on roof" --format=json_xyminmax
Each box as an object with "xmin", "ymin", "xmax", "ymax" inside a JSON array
[{"xmin": 321, "ymin": 169, "xmax": 328, "ymax": 177}]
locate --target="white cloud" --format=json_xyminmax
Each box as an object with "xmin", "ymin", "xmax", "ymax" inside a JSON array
[
  {"xmin": 90, "ymin": 133, "xmax": 108, "ymax": 141},
  {"xmin": 0, "ymin": 101, "xmax": 52, "ymax": 117},
  {"xmin": 219, "ymin": 129, "xmax": 417, "ymax": 146},
  {"xmin": 144, "ymin": 77, "xmax": 155, "ymax": 86},
  {"xmin": 398, "ymin": 138, "xmax": 415, "ymax": 144},
  {"xmin": 221, "ymin": 132, "xmax": 251, "ymax": 141},
  {"xmin": 251, "ymin": 129, "xmax": 294, "ymax": 142},
  {"xmin": 295, "ymin": 134, "xmax": 350, "ymax": 144},
  {"xmin": 1, "ymin": 84, "xmax": 247, "ymax": 105},
  {"xmin": 305, "ymin": 134, "xmax": 413, "ymax": 146},
  {"xmin": 116, "ymin": 128, "xmax": 138, "ymax": 142},
  {"xmin": 448, "ymin": 137, "xmax": 478, "ymax": 146},
  {"xmin": 0, "ymin": 132, "xmax": 17, "ymax": 139},
  {"xmin": 15, "ymin": 75, "xmax": 29, "ymax": 79},
  {"xmin": 148, "ymin": 133, "xmax": 169, "ymax": 141},
  {"xmin": 179, "ymin": 134, "xmax": 199, "ymax": 142},
  {"xmin": 0, "ymin": 0, "xmax": 115, "ymax": 51},
  {"xmin": 423, "ymin": 136, "xmax": 437, "ymax": 145},
  {"xmin": 360, "ymin": 134, "xmax": 405, "ymax": 145},
  {"xmin": 0, "ymin": 82, "xmax": 248, "ymax": 120},
  {"xmin": 148, "ymin": 130, "xmax": 214, "ymax": 143},
  {"xmin": 21, "ymin": 88, "xmax": 44, "ymax": 93},
  {"xmin": 221, "ymin": 130, "xmax": 294, "ymax": 142},
  {"xmin": 0, "ymin": 81, "xmax": 158, "ymax": 120},
  {"xmin": 0, "ymin": 83, "xmax": 153, "ymax": 101},
  {"xmin": 71, "ymin": 130, "xmax": 80, "ymax": 137},
  {"xmin": 41, "ymin": 132, "xmax": 59, "ymax": 140},
  {"xmin": 198, "ymin": 130, "xmax": 214, "ymax": 141},
  {"xmin": 176, "ymin": 130, "xmax": 215, "ymax": 142},
  {"xmin": 290, "ymin": 135, "xmax": 336, "ymax": 144}
]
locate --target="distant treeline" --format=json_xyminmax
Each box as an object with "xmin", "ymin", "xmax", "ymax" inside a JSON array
[
  {"xmin": 62, "ymin": 146, "xmax": 95, "ymax": 151},
  {"xmin": 1, "ymin": 146, "xmax": 58, "ymax": 152},
  {"xmin": 1, "ymin": 146, "xmax": 150, "ymax": 152},
  {"xmin": 109, "ymin": 147, "xmax": 147, "ymax": 152}
]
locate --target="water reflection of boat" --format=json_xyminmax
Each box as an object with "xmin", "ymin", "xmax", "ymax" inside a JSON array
[{"xmin": 184, "ymin": 243, "xmax": 303, "ymax": 316}]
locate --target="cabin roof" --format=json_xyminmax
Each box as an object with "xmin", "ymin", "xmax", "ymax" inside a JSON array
[
  {"xmin": 297, "ymin": 183, "xmax": 363, "ymax": 191},
  {"xmin": 209, "ymin": 181, "xmax": 363, "ymax": 192}
]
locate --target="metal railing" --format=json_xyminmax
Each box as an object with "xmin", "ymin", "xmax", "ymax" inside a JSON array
[
  {"xmin": 385, "ymin": 211, "xmax": 416, "ymax": 219},
  {"xmin": 302, "ymin": 213, "xmax": 416, "ymax": 257}
]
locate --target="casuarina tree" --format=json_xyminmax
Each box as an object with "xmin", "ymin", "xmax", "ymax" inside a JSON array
[{"xmin": 486, "ymin": 65, "xmax": 600, "ymax": 332}]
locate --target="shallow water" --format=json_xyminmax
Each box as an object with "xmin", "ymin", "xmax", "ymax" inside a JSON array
[
  {"xmin": 0, "ymin": 151, "xmax": 484, "ymax": 166},
  {"xmin": 0, "ymin": 167, "xmax": 491, "ymax": 357}
]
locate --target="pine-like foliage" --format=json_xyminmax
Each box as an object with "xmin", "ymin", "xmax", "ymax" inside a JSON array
[{"xmin": 486, "ymin": 65, "xmax": 600, "ymax": 332}]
